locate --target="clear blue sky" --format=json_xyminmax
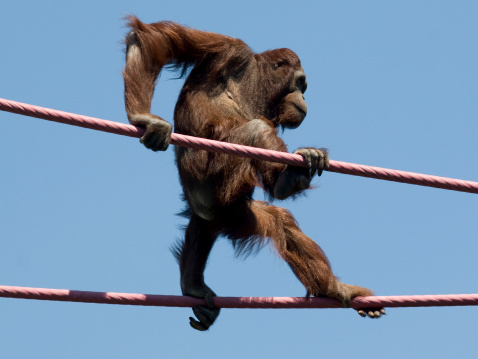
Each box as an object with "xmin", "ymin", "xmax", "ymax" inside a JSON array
[{"xmin": 1, "ymin": 1, "xmax": 477, "ymax": 358}]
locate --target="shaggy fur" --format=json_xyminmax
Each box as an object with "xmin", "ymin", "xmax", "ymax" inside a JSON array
[{"xmin": 123, "ymin": 17, "xmax": 381, "ymax": 330}]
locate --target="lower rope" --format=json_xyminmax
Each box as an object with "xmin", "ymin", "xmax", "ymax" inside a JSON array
[
  {"xmin": 1, "ymin": 285, "xmax": 477, "ymax": 309},
  {"xmin": 1, "ymin": 97, "xmax": 478, "ymax": 194}
]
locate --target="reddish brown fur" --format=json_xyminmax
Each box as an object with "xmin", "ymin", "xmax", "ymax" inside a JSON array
[{"xmin": 123, "ymin": 17, "xmax": 379, "ymax": 330}]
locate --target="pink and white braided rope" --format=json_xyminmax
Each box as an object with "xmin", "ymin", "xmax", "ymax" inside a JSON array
[
  {"xmin": 1, "ymin": 97, "xmax": 477, "ymax": 194},
  {"xmin": 1, "ymin": 285, "xmax": 477, "ymax": 309}
]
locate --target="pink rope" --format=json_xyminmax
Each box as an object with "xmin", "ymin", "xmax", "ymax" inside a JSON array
[
  {"xmin": 1, "ymin": 285, "xmax": 477, "ymax": 309},
  {"xmin": 1, "ymin": 97, "xmax": 478, "ymax": 194}
]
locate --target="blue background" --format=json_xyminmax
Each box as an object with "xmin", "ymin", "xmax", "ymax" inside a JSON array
[{"xmin": 1, "ymin": 1, "xmax": 477, "ymax": 358}]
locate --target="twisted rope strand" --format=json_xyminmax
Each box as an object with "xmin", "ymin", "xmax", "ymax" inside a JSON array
[
  {"xmin": 1, "ymin": 97, "xmax": 478, "ymax": 194},
  {"xmin": 1, "ymin": 285, "xmax": 477, "ymax": 309}
]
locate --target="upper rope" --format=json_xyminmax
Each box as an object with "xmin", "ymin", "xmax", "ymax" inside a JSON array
[{"xmin": 1, "ymin": 97, "xmax": 477, "ymax": 194}]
